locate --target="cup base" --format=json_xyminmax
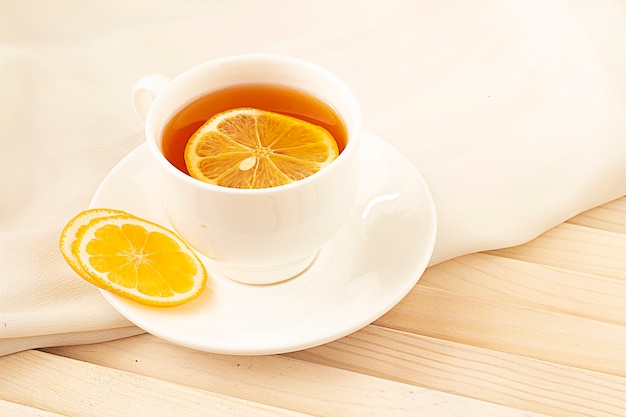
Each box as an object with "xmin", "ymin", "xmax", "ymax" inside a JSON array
[{"xmin": 215, "ymin": 252, "xmax": 318, "ymax": 285}]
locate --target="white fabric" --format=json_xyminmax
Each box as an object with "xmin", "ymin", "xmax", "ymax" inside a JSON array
[{"xmin": 2, "ymin": 0, "xmax": 625, "ymax": 356}]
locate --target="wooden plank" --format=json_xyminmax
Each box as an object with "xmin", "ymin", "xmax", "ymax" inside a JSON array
[
  {"xmin": 567, "ymin": 196, "xmax": 626, "ymax": 234},
  {"xmin": 418, "ymin": 253, "xmax": 626, "ymax": 326},
  {"xmin": 0, "ymin": 350, "xmax": 312, "ymax": 417},
  {"xmin": 287, "ymin": 326, "xmax": 626, "ymax": 417},
  {"xmin": 0, "ymin": 399, "xmax": 67, "ymax": 417},
  {"xmin": 44, "ymin": 334, "xmax": 548, "ymax": 417},
  {"xmin": 375, "ymin": 284, "xmax": 626, "ymax": 376},
  {"xmin": 486, "ymin": 223, "xmax": 626, "ymax": 281}
]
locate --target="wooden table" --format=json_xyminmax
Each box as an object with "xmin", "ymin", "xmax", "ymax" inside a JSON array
[{"xmin": 1, "ymin": 196, "xmax": 624, "ymax": 416}]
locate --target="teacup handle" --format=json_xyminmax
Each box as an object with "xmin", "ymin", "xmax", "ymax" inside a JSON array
[{"xmin": 131, "ymin": 74, "xmax": 171, "ymax": 125}]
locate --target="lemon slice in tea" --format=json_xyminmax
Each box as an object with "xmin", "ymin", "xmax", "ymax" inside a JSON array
[{"xmin": 184, "ymin": 107, "xmax": 339, "ymax": 189}]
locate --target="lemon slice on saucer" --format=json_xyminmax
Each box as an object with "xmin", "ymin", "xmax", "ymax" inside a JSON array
[
  {"xmin": 59, "ymin": 208, "xmax": 128, "ymax": 285},
  {"xmin": 60, "ymin": 209, "xmax": 207, "ymax": 307}
]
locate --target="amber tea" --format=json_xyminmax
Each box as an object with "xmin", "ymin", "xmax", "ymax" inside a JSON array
[{"xmin": 161, "ymin": 83, "xmax": 348, "ymax": 175}]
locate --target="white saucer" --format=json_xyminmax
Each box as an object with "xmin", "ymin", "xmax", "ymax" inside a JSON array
[{"xmin": 90, "ymin": 130, "xmax": 437, "ymax": 355}]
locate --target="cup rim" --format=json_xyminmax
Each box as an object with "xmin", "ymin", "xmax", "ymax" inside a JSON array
[{"xmin": 143, "ymin": 53, "xmax": 362, "ymax": 195}]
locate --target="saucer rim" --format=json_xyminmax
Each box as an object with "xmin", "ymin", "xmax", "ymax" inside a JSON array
[{"xmin": 91, "ymin": 129, "xmax": 437, "ymax": 355}]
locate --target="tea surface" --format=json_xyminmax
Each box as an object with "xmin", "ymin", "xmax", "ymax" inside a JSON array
[{"xmin": 161, "ymin": 84, "xmax": 347, "ymax": 175}]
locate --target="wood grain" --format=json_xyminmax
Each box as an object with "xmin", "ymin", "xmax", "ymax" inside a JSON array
[
  {"xmin": 43, "ymin": 335, "xmax": 544, "ymax": 417},
  {"xmin": 376, "ymin": 284, "xmax": 626, "ymax": 376},
  {"xmin": 0, "ymin": 399, "xmax": 67, "ymax": 417},
  {"xmin": 0, "ymin": 350, "xmax": 313, "ymax": 417},
  {"xmin": 418, "ymin": 253, "xmax": 626, "ymax": 326},
  {"xmin": 288, "ymin": 326, "xmax": 626, "ymax": 417},
  {"xmin": 487, "ymin": 223, "xmax": 626, "ymax": 281},
  {"xmin": 567, "ymin": 196, "xmax": 626, "ymax": 234}
]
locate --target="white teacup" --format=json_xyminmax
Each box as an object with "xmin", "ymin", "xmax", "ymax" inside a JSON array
[{"xmin": 132, "ymin": 54, "xmax": 362, "ymax": 285}]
